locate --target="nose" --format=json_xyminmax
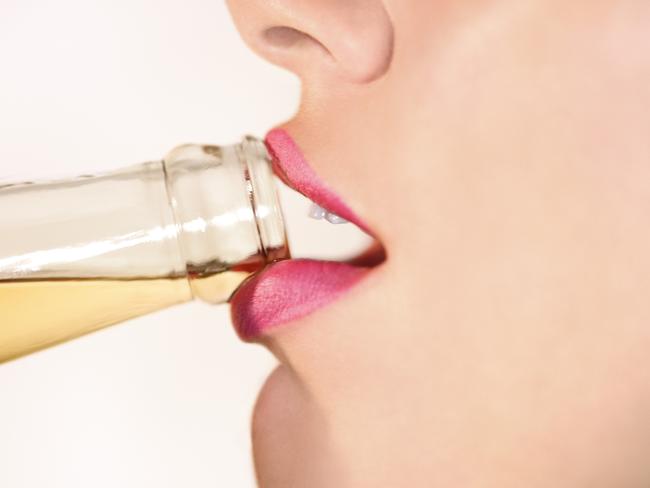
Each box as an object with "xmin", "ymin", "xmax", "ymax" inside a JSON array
[{"xmin": 226, "ymin": 0, "xmax": 394, "ymax": 84}]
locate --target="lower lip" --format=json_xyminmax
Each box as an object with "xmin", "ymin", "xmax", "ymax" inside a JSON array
[
  {"xmin": 230, "ymin": 259, "xmax": 370, "ymax": 340},
  {"xmin": 229, "ymin": 129, "xmax": 377, "ymax": 340}
]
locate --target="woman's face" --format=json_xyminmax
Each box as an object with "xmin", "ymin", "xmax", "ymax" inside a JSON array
[{"xmin": 226, "ymin": 1, "xmax": 650, "ymax": 486}]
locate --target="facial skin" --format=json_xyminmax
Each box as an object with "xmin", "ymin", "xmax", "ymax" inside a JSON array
[{"xmin": 226, "ymin": 1, "xmax": 650, "ymax": 486}]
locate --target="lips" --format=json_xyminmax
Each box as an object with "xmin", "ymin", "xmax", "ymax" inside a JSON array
[{"xmin": 229, "ymin": 128, "xmax": 384, "ymax": 340}]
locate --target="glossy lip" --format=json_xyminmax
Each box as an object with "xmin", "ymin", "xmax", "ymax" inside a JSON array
[{"xmin": 229, "ymin": 128, "xmax": 384, "ymax": 341}]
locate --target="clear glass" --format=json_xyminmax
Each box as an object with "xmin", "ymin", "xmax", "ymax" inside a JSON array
[{"xmin": 0, "ymin": 136, "xmax": 289, "ymax": 362}]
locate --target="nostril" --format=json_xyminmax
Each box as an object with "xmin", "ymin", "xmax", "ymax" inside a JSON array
[{"xmin": 262, "ymin": 26, "xmax": 333, "ymax": 58}]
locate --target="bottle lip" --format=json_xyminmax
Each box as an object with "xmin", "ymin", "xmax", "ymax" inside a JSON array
[{"xmin": 239, "ymin": 135, "xmax": 290, "ymax": 263}]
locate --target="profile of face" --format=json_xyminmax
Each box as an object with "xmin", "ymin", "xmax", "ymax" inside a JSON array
[{"xmin": 226, "ymin": 1, "xmax": 650, "ymax": 486}]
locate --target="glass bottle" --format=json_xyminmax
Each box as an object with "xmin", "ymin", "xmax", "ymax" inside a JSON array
[{"xmin": 0, "ymin": 136, "xmax": 290, "ymax": 362}]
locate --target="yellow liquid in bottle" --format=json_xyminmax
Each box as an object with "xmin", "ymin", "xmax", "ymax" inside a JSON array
[
  {"xmin": 0, "ymin": 277, "xmax": 192, "ymax": 363},
  {"xmin": 0, "ymin": 269, "xmax": 253, "ymax": 363}
]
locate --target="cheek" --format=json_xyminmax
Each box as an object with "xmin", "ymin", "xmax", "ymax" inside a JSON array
[{"xmin": 377, "ymin": 0, "xmax": 650, "ymax": 288}]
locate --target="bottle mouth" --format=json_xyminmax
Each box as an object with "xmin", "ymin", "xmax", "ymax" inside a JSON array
[{"xmin": 238, "ymin": 136, "xmax": 290, "ymax": 264}]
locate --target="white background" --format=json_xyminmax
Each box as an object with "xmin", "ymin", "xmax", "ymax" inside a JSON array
[{"xmin": 0, "ymin": 1, "xmax": 300, "ymax": 486}]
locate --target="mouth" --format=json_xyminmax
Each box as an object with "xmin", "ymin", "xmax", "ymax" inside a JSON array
[{"xmin": 229, "ymin": 128, "xmax": 386, "ymax": 340}]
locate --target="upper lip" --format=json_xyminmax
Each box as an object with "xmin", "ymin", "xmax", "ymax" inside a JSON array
[
  {"xmin": 265, "ymin": 128, "xmax": 374, "ymax": 236},
  {"xmin": 228, "ymin": 127, "xmax": 385, "ymax": 341}
]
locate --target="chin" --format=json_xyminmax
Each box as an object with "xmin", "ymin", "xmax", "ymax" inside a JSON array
[{"xmin": 251, "ymin": 365, "xmax": 347, "ymax": 488}]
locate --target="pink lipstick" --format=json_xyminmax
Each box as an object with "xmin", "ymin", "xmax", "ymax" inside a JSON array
[
  {"xmin": 229, "ymin": 129, "xmax": 384, "ymax": 340},
  {"xmin": 264, "ymin": 129, "xmax": 372, "ymax": 234}
]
